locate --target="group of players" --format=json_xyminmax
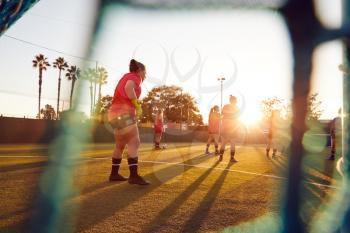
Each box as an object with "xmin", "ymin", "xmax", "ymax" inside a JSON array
[
  {"xmin": 205, "ymin": 96, "xmax": 239, "ymax": 162},
  {"xmin": 205, "ymin": 100, "xmax": 280, "ymax": 161},
  {"xmin": 106, "ymin": 59, "xmax": 241, "ymax": 185},
  {"xmin": 105, "ymin": 58, "xmax": 339, "ymax": 186}
]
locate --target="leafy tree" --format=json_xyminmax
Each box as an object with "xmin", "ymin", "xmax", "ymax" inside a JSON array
[
  {"xmin": 261, "ymin": 97, "xmax": 284, "ymax": 120},
  {"xmin": 40, "ymin": 104, "xmax": 56, "ymax": 120},
  {"xmin": 65, "ymin": 65, "xmax": 80, "ymax": 109},
  {"xmin": 32, "ymin": 54, "xmax": 50, "ymax": 119},
  {"xmin": 94, "ymin": 95, "xmax": 113, "ymax": 121},
  {"xmin": 53, "ymin": 57, "xmax": 69, "ymax": 119},
  {"xmin": 141, "ymin": 85, "xmax": 203, "ymax": 125},
  {"xmin": 306, "ymin": 93, "xmax": 323, "ymax": 121},
  {"xmin": 261, "ymin": 93, "xmax": 323, "ymax": 121}
]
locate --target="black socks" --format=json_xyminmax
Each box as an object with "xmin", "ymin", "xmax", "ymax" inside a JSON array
[
  {"xmin": 272, "ymin": 149, "xmax": 277, "ymax": 156},
  {"xmin": 111, "ymin": 158, "xmax": 122, "ymax": 176},
  {"xmin": 128, "ymin": 157, "xmax": 139, "ymax": 178}
]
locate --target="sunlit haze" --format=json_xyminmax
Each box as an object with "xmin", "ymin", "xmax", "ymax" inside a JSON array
[{"xmin": 0, "ymin": 0, "xmax": 343, "ymax": 124}]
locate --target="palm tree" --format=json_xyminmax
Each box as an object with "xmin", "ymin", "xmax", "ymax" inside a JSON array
[
  {"xmin": 66, "ymin": 65, "xmax": 80, "ymax": 109},
  {"xmin": 32, "ymin": 54, "xmax": 50, "ymax": 119},
  {"xmin": 97, "ymin": 67, "xmax": 108, "ymax": 104},
  {"xmin": 81, "ymin": 68, "xmax": 97, "ymax": 117},
  {"xmin": 53, "ymin": 57, "xmax": 68, "ymax": 119}
]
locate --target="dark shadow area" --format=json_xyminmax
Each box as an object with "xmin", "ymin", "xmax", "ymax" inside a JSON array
[
  {"xmin": 78, "ymin": 149, "xmax": 207, "ymax": 196},
  {"xmin": 180, "ymin": 162, "xmax": 233, "ymax": 233},
  {"xmin": 299, "ymin": 181, "xmax": 334, "ymax": 227},
  {"xmin": 0, "ymin": 148, "xmax": 49, "ymax": 155},
  {"xmin": 303, "ymin": 150, "xmax": 338, "ymax": 180},
  {"xmin": 141, "ymin": 160, "xmax": 221, "ymax": 233},
  {"xmin": 0, "ymin": 161, "xmax": 47, "ymax": 173},
  {"xmin": 75, "ymin": 152, "xmax": 212, "ymax": 232}
]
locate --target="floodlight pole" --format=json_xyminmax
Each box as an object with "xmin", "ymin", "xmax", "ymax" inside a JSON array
[
  {"xmin": 180, "ymin": 90, "xmax": 183, "ymax": 131},
  {"xmin": 218, "ymin": 77, "xmax": 226, "ymax": 112}
]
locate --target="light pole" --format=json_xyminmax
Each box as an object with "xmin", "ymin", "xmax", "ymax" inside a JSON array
[
  {"xmin": 217, "ymin": 77, "xmax": 225, "ymax": 141},
  {"xmin": 180, "ymin": 90, "xmax": 183, "ymax": 131},
  {"xmin": 218, "ymin": 77, "xmax": 226, "ymax": 112}
]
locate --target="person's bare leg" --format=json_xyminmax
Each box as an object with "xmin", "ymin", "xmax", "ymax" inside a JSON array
[
  {"xmin": 219, "ymin": 136, "xmax": 226, "ymax": 161},
  {"xmin": 230, "ymin": 138, "xmax": 237, "ymax": 162},
  {"xmin": 271, "ymin": 138, "xmax": 277, "ymax": 159},
  {"xmin": 206, "ymin": 135, "xmax": 213, "ymax": 154},
  {"xmin": 214, "ymin": 134, "xmax": 219, "ymax": 155},
  {"xmin": 154, "ymin": 134, "xmax": 161, "ymax": 149},
  {"xmin": 126, "ymin": 124, "xmax": 150, "ymax": 185},
  {"xmin": 110, "ymin": 129, "xmax": 127, "ymax": 181}
]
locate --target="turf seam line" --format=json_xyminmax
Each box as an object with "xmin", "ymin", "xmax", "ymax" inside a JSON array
[{"xmin": 138, "ymin": 160, "xmax": 340, "ymax": 190}]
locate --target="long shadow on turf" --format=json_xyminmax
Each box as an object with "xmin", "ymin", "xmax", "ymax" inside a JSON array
[
  {"xmin": 75, "ymin": 153, "xmax": 212, "ymax": 232},
  {"xmin": 140, "ymin": 160, "xmax": 221, "ymax": 233},
  {"xmin": 0, "ymin": 161, "xmax": 47, "ymax": 173},
  {"xmin": 0, "ymin": 148, "xmax": 49, "ymax": 155},
  {"xmin": 79, "ymin": 147, "xmax": 205, "ymax": 196},
  {"xmin": 263, "ymin": 149, "xmax": 334, "ymax": 226},
  {"xmin": 180, "ymin": 162, "xmax": 233, "ymax": 233}
]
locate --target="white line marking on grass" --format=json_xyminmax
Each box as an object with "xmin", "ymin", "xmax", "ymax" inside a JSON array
[
  {"xmin": 0, "ymin": 155, "xmax": 47, "ymax": 158},
  {"xmin": 141, "ymin": 159, "xmax": 286, "ymax": 179},
  {"xmin": 0, "ymin": 154, "xmax": 339, "ymax": 189},
  {"xmin": 336, "ymin": 157, "xmax": 344, "ymax": 177},
  {"xmin": 138, "ymin": 159, "xmax": 339, "ymax": 189}
]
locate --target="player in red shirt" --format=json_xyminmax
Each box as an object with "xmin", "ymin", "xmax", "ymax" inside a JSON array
[
  {"xmin": 154, "ymin": 109, "xmax": 164, "ymax": 149},
  {"xmin": 266, "ymin": 110, "xmax": 279, "ymax": 159},
  {"xmin": 219, "ymin": 95, "xmax": 240, "ymax": 162},
  {"xmin": 206, "ymin": 105, "xmax": 220, "ymax": 155},
  {"xmin": 108, "ymin": 59, "xmax": 150, "ymax": 185}
]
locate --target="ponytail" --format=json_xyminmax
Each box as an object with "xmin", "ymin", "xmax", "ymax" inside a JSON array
[{"xmin": 129, "ymin": 59, "xmax": 145, "ymax": 73}]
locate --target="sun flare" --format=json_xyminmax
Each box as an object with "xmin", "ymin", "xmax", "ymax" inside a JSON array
[{"xmin": 239, "ymin": 109, "xmax": 262, "ymax": 126}]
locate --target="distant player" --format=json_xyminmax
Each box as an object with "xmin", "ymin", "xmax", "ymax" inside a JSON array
[
  {"xmin": 327, "ymin": 110, "xmax": 342, "ymax": 161},
  {"xmin": 205, "ymin": 105, "xmax": 220, "ymax": 155},
  {"xmin": 108, "ymin": 59, "xmax": 150, "ymax": 185},
  {"xmin": 219, "ymin": 95, "xmax": 240, "ymax": 162},
  {"xmin": 154, "ymin": 109, "xmax": 164, "ymax": 150},
  {"xmin": 266, "ymin": 110, "xmax": 280, "ymax": 159}
]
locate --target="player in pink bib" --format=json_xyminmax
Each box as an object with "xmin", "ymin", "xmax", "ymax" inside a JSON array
[
  {"xmin": 108, "ymin": 59, "xmax": 150, "ymax": 185},
  {"xmin": 219, "ymin": 95, "xmax": 240, "ymax": 162},
  {"xmin": 206, "ymin": 105, "xmax": 220, "ymax": 155},
  {"xmin": 153, "ymin": 109, "xmax": 164, "ymax": 149}
]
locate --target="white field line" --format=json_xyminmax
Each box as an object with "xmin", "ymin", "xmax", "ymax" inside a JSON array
[
  {"xmin": 0, "ymin": 155, "xmax": 47, "ymax": 158},
  {"xmin": 336, "ymin": 157, "xmax": 344, "ymax": 177},
  {"xmin": 139, "ymin": 160, "xmax": 339, "ymax": 189},
  {"xmin": 0, "ymin": 154, "xmax": 339, "ymax": 189}
]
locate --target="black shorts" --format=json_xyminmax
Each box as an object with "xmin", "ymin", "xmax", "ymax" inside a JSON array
[{"xmin": 109, "ymin": 114, "xmax": 136, "ymax": 130}]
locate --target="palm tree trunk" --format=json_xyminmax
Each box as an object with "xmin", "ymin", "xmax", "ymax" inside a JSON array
[
  {"xmin": 38, "ymin": 69, "xmax": 42, "ymax": 119},
  {"xmin": 98, "ymin": 82, "xmax": 102, "ymax": 104},
  {"xmin": 70, "ymin": 79, "xmax": 76, "ymax": 109},
  {"xmin": 57, "ymin": 69, "xmax": 61, "ymax": 119},
  {"xmin": 93, "ymin": 80, "xmax": 97, "ymax": 111},
  {"xmin": 90, "ymin": 81, "xmax": 93, "ymax": 117}
]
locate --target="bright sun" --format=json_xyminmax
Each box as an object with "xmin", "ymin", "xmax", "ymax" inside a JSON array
[{"xmin": 239, "ymin": 109, "xmax": 262, "ymax": 126}]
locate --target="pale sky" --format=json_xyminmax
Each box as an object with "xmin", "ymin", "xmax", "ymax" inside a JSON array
[{"xmin": 0, "ymin": 0, "xmax": 344, "ymax": 123}]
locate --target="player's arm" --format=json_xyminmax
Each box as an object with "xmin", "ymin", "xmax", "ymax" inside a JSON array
[
  {"xmin": 124, "ymin": 80, "xmax": 137, "ymax": 100},
  {"xmin": 125, "ymin": 80, "xmax": 142, "ymax": 117}
]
